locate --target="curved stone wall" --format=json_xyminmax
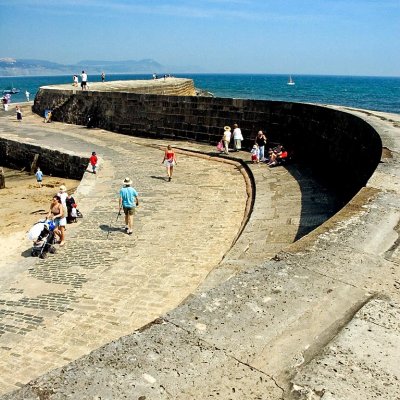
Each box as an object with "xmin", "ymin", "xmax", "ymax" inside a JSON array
[{"xmin": 33, "ymin": 88, "xmax": 382, "ymax": 201}]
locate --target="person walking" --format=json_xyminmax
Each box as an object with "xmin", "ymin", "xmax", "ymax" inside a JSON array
[
  {"xmin": 16, "ymin": 105, "xmax": 22, "ymax": 121},
  {"xmin": 90, "ymin": 151, "xmax": 98, "ymax": 174},
  {"xmin": 222, "ymin": 126, "xmax": 232, "ymax": 154},
  {"xmin": 119, "ymin": 177, "xmax": 139, "ymax": 235},
  {"xmin": 162, "ymin": 145, "xmax": 177, "ymax": 181},
  {"xmin": 25, "ymin": 91, "xmax": 30, "ymax": 102},
  {"xmin": 232, "ymin": 123, "xmax": 243, "ymax": 151},
  {"xmin": 35, "ymin": 167, "xmax": 43, "ymax": 188},
  {"xmin": 73, "ymin": 75, "xmax": 79, "ymax": 87},
  {"xmin": 2, "ymin": 95, "xmax": 8, "ymax": 111},
  {"xmin": 81, "ymin": 70, "xmax": 88, "ymax": 90},
  {"xmin": 101, "ymin": 72, "xmax": 105, "ymax": 82},
  {"xmin": 255, "ymin": 130, "xmax": 267, "ymax": 162}
]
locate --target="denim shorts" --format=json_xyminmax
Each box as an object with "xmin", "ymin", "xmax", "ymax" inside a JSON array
[{"xmin": 54, "ymin": 217, "xmax": 67, "ymax": 227}]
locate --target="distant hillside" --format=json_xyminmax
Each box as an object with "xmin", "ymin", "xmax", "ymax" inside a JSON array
[{"xmin": 0, "ymin": 58, "xmax": 170, "ymax": 76}]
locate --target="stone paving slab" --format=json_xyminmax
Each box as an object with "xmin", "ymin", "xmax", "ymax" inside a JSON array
[
  {"xmin": 1, "ymin": 321, "xmax": 283, "ymax": 400},
  {"xmin": 292, "ymin": 299, "xmax": 400, "ymax": 400}
]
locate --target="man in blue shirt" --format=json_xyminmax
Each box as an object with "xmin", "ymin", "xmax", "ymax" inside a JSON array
[{"xmin": 119, "ymin": 177, "xmax": 139, "ymax": 235}]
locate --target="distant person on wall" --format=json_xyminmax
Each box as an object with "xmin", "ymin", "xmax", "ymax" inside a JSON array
[
  {"xmin": 255, "ymin": 130, "xmax": 267, "ymax": 161},
  {"xmin": 73, "ymin": 75, "xmax": 79, "ymax": 87},
  {"xmin": 222, "ymin": 126, "xmax": 232, "ymax": 154},
  {"xmin": 16, "ymin": 105, "xmax": 22, "ymax": 121},
  {"xmin": 25, "ymin": 90, "xmax": 30, "ymax": 102},
  {"xmin": 101, "ymin": 71, "xmax": 105, "ymax": 82},
  {"xmin": 232, "ymin": 123, "xmax": 243, "ymax": 151},
  {"xmin": 90, "ymin": 151, "xmax": 98, "ymax": 174},
  {"xmin": 2, "ymin": 95, "xmax": 8, "ymax": 111},
  {"xmin": 162, "ymin": 145, "xmax": 177, "ymax": 181},
  {"xmin": 81, "ymin": 70, "xmax": 88, "ymax": 90},
  {"xmin": 119, "ymin": 177, "xmax": 139, "ymax": 235},
  {"xmin": 35, "ymin": 167, "xmax": 43, "ymax": 187}
]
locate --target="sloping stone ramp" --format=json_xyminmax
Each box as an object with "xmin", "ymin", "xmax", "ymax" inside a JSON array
[{"xmin": 0, "ymin": 105, "xmax": 399, "ymax": 399}]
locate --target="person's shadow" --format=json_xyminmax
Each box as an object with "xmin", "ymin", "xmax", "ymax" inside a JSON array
[
  {"xmin": 99, "ymin": 224, "xmax": 122, "ymax": 233},
  {"xmin": 151, "ymin": 175, "xmax": 168, "ymax": 182},
  {"xmin": 21, "ymin": 248, "xmax": 33, "ymax": 258}
]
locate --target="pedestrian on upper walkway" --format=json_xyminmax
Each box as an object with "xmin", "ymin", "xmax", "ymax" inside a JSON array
[
  {"xmin": 222, "ymin": 126, "xmax": 232, "ymax": 154},
  {"xmin": 119, "ymin": 177, "xmax": 139, "ymax": 235},
  {"xmin": 255, "ymin": 130, "xmax": 267, "ymax": 161},
  {"xmin": 232, "ymin": 123, "xmax": 243, "ymax": 151},
  {"xmin": 81, "ymin": 71, "xmax": 88, "ymax": 90},
  {"xmin": 162, "ymin": 145, "xmax": 177, "ymax": 182},
  {"xmin": 16, "ymin": 105, "xmax": 22, "ymax": 121},
  {"xmin": 25, "ymin": 91, "xmax": 30, "ymax": 102}
]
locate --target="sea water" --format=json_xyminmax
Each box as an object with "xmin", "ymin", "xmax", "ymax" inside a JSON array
[{"xmin": 1, "ymin": 73, "xmax": 399, "ymax": 114}]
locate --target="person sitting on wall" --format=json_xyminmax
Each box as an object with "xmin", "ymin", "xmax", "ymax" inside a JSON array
[{"xmin": 267, "ymin": 145, "xmax": 288, "ymax": 167}]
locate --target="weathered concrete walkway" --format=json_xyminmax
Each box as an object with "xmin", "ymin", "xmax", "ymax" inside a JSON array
[
  {"xmin": 0, "ymin": 105, "xmax": 337, "ymax": 396},
  {"xmin": 2, "ymin": 105, "xmax": 399, "ymax": 399}
]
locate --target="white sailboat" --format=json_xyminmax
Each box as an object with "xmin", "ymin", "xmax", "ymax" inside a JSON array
[{"xmin": 287, "ymin": 75, "xmax": 295, "ymax": 86}]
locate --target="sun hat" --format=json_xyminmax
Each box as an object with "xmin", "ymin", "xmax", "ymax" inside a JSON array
[
  {"xmin": 59, "ymin": 185, "xmax": 67, "ymax": 192},
  {"xmin": 224, "ymin": 126, "xmax": 231, "ymax": 131},
  {"xmin": 123, "ymin": 177, "xmax": 132, "ymax": 186}
]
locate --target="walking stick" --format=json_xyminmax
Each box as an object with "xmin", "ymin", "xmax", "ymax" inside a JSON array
[{"xmin": 107, "ymin": 206, "xmax": 122, "ymax": 239}]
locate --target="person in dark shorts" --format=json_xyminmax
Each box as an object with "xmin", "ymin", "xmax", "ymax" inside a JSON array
[
  {"xmin": 119, "ymin": 177, "xmax": 139, "ymax": 235},
  {"xmin": 81, "ymin": 70, "xmax": 88, "ymax": 90}
]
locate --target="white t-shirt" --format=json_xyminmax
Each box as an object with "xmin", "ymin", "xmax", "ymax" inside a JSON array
[
  {"xmin": 233, "ymin": 128, "xmax": 243, "ymax": 140},
  {"xmin": 81, "ymin": 73, "xmax": 87, "ymax": 82}
]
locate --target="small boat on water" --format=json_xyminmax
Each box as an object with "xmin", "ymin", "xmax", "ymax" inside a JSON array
[
  {"xmin": 3, "ymin": 87, "xmax": 20, "ymax": 94},
  {"xmin": 287, "ymin": 76, "xmax": 295, "ymax": 86}
]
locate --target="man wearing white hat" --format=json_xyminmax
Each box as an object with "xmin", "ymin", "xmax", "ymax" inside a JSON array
[{"xmin": 119, "ymin": 177, "xmax": 139, "ymax": 235}]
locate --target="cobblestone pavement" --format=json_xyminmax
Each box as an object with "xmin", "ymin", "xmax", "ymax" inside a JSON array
[{"xmin": 0, "ymin": 105, "xmax": 338, "ymax": 395}]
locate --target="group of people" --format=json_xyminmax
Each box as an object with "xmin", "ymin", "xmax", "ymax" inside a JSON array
[
  {"xmin": 73, "ymin": 71, "xmax": 89, "ymax": 90},
  {"xmin": 72, "ymin": 71, "xmax": 106, "ymax": 89},
  {"xmin": 220, "ymin": 123, "xmax": 244, "ymax": 154},
  {"xmin": 46, "ymin": 185, "xmax": 78, "ymax": 247},
  {"xmin": 218, "ymin": 125, "xmax": 288, "ymax": 166}
]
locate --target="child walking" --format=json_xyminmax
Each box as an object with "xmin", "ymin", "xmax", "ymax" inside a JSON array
[
  {"xmin": 35, "ymin": 167, "xmax": 43, "ymax": 187},
  {"xmin": 251, "ymin": 145, "xmax": 259, "ymax": 164},
  {"xmin": 90, "ymin": 151, "xmax": 98, "ymax": 174}
]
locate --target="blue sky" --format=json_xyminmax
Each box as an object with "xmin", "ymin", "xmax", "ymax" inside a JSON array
[{"xmin": 0, "ymin": 0, "xmax": 399, "ymax": 76}]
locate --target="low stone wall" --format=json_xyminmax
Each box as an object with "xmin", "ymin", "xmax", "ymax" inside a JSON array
[
  {"xmin": 0, "ymin": 138, "xmax": 89, "ymax": 179},
  {"xmin": 33, "ymin": 85, "xmax": 382, "ymax": 200}
]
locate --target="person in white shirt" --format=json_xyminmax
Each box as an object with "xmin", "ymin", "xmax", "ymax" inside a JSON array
[
  {"xmin": 232, "ymin": 123, "xmax": 244, "ymax": 151},
  {"xmin": 81, "ymin": 71, "xmax": 88, "ymax": 90}
]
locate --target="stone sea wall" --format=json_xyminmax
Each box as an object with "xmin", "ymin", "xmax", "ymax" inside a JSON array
[
  {"xmin": 33, "ymin": 87, "xmax": 382, "ymax": 199},
  {"xmin": 0, "ymin": 138, "xmax": 89, "ymax": 179}
]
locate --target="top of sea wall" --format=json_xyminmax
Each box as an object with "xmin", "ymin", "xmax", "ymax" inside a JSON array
[{"xmin": 33, "ymin": 84, "xmax": 382, "ymax": 202}]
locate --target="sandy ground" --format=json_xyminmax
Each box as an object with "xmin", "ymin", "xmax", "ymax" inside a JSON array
[{"xmin": 0, "ymin": 168, "xmax": 80, "ymax": 270}]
